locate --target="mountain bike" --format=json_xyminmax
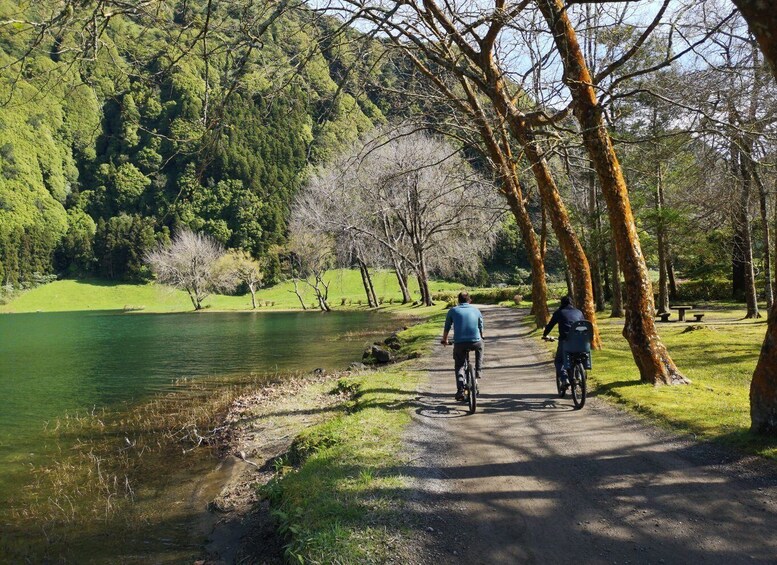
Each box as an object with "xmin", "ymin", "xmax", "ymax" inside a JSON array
[
  {"xmin": 543, "ymin": 320, "xmax": 592, "ymax": 410},
  {"xmin": 441, "ymin": 341, "xmax": 478, "ymax": 414},
  {"xmin": 462, "ymin": 349, "xmax": 478, "ymax": 414}
]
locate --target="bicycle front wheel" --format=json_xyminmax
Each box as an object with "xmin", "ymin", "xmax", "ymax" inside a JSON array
[
  {"xmin": 467, "ymin": 366, "xmax": 477, "ymax": 414},
  {"xmin": 571, "ymin": 363, "xmax": 586, "ymax": 409}
]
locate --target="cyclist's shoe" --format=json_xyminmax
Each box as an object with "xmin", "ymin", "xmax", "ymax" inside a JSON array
[
  {"xmin": 476, "ymin": 371, "xmax": 483, "ymax": 379},
  {"xmin": 455, "ymin": 389, "xmax": 466, "ymax": 402}
]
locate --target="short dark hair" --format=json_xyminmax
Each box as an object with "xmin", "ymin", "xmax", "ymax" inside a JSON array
[
  {"xmin": 560, "ymin": 295, "xmax": 573, "ymax": 307},
  {"xmin": 458, "ymin": 291, "xmax": 471, "ymax": 304}
]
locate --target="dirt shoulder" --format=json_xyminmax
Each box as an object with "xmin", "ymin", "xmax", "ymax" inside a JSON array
[
  {"xmin": 403, "ymin": 305, "xmax": 777, "ymax": 564},
  {"xmin": 196, "ymin": 372, "xmax": 351, "ymax": 564}
]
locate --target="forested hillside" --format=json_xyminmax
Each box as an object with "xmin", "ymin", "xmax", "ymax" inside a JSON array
[{"xmin": 0, "ymin": 0, "xmax": 393, "ymax": 286}]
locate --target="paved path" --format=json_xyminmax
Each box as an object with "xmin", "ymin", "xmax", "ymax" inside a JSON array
[{"xmin": 405, "ymin": 306, "xmax": 777, "ymax": 564}]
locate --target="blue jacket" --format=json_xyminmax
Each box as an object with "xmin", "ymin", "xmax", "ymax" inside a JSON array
[{"xmin": 444, "ymin": 303, "xmax": 484, "ymax": 343}]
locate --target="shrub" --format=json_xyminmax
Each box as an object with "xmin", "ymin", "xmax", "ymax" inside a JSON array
[
  {"xmin": 513, "ymin": 294, "xmax": 523, "ymax": 305},
  {"xmin": 676, "ymin": 279, "xmax": 731, "ymax": 302}
]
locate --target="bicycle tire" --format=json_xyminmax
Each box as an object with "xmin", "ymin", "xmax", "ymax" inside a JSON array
[
  {"xmin": 571, "ymin": 362, "xmax": 586, "ymax": 409},
  {"xmin": 467, "ymin": 364, "xmax": 477, "ymax": 413}
]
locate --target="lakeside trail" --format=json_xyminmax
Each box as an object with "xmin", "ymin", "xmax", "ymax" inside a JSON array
[{"xmin": 404, "ymin": 305, "xmax": 777, "ymax": 564}]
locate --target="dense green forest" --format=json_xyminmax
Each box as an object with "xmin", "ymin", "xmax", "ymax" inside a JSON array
[{"xmin": 0, "ymin": 0, "xmax": 397, "ymax": 286}]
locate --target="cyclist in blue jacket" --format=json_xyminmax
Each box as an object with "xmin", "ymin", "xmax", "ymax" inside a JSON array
[{"xmin": 441, "ymin": 292, "xmax": 484, "ymax": 401}]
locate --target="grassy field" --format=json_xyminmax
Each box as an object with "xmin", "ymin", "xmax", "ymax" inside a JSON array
[
  {"xmin": 535, "ymin": 303, "xmax": 776, "ymax": 458},
  {"xmin": 0, "ymin": 270, "xmax": 464, "ymax": 313},
  {"xmin": 263, "ymin": 311, "xmax": 446, "ymax": 563}
]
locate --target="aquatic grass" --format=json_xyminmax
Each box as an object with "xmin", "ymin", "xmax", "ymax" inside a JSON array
[{"xmin": 1, "ymin": 370, "xmax": 303, "ymax": 562}]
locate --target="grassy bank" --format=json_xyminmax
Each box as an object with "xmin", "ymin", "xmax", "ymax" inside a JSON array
[
  {"xmin": 536, "ymin": 304, "xmax": 776, "ymax": 458},
  {"xmin": 262, "ymin": 310, "xmax": 446, "ymax": 563},
  {"xmin": 0, "ymin": 271, "xmax": 462, "ymax": 313}
]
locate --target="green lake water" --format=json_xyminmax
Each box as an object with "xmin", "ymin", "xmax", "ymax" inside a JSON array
[{"xmin": 0, "ymin": 310, "xmax": 394, "ymax": 499}]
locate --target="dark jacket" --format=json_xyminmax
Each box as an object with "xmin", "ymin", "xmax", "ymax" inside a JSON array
[{"xmin": 543, "ymin": 304, "xmax": 585, "ymax": 340}]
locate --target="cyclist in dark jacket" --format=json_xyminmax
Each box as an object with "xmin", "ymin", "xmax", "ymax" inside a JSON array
[{"xmin": 542, "ymin": 295, "xmax": 585, "ymax": 386}]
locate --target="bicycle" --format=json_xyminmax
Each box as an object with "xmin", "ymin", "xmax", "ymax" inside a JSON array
[
  {"xmin": 543, "ymin": 320, "xmax": 592, "ymax": 410},
  {"xmin": 441, "ymin": 341, "xmax": 478, "ymax": 414},
  {"xmin": 462, "ymin": 349, "xmax": 478, "ymax": 414}
]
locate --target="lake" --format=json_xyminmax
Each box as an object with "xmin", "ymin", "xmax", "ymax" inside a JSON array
[{"xmin": 0, "ymin": 310, "xmax": 396, "ymax": 499}]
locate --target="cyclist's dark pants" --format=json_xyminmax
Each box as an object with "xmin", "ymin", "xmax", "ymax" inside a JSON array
[
  {"xmin": 453, "ymin": 340, "xmax": 483, "ymax": 390},
  {"xmin": 554, "ymin": 341, "xmax": 568, "ymax": 381}
]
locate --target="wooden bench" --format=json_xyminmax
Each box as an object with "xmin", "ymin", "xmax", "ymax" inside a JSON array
[
  {"xmin": 692, "ymin": 313, "xmax": 704, "ymax": 322},
  {"xmin": 657, "ymin": 312, "xmax": 671, "ymax": 322}
]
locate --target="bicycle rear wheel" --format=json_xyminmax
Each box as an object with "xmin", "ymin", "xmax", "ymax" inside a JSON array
[
  {"xmin": 571, "ymin": 363, "xmax": 586, "ymax": 409},
  {"xmin": 467, "ymin": 365, "xmax": 477, "ymax": 413}
]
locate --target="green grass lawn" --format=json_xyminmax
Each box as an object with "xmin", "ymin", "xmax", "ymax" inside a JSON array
[
  {"xmin": 0, "ymin": 270, "xmax": 464, "ymax": 313},
  {"xmin": 535, "ymin": 304, "xmax": 776, "ymax": 458},
  {"xmin": 262, "ymin": 311, "xmax": 446, "ymax": 563}
]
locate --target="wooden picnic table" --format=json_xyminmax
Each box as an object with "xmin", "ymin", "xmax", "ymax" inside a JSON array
[{"xmin": 670, "ymin": 305, "xmax": 693, "ymax": 322}]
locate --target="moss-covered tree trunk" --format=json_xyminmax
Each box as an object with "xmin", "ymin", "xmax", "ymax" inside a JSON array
[
  {"xmin": 458, "ymin": 74, "xmax": 551, "ymax": 326},
  {"xmin": 656, "ymin": 163, "xmax": 669, "ymax": 315},
  {"xmin": 736, "ymin": 149, "xmax": 760, "ymax": 319},
  {"xmin": 537, "ymin": 0, "xmax": 685, "ymax": 384},
  {"xmin": 739, "ymin": 0, "xmax": 777, "ymax": 428},
  {"xmin": 751, "ymin": 312, "xmax": 777, "ymax": 433},
  {"xmin": 733, "ymin": 0, "xmax": 777, "ymax": 80},
  {"xmin": 757, "ymin": 175, "xmax": 773, "ymax": 310},
  {"xmin": 610, "ymin": 245, "xmax": 623, "ymax": 318},
  {"xmin": 515, "ymin": 127, "xmax": 601, "ymax": 347},
  {"xmin": 588, "ymin": 166, "xmax": 605, "ymax": 312},
  {"xmin": 472, "ymin": 53, "xmax": 600, "ymax": 346}
]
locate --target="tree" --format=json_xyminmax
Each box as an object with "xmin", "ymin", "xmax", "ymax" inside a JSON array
[
  {"xmin": 533, "ymin": 0, "xmax": 686, "ymax": 384},
  {"xmin": 146, "ymin": 229, "xmax": 237, "ymax": 310},
  {"xmin": 225, "ymin": 250, "xmax": 264, "ymax": 309},
  {"xmin": 294, "ymin": 128, "xmax": 502, "ymax": 307},
  {"xmin": 287, "ymin": 227, "xmax": 335, "ymax": 312}
]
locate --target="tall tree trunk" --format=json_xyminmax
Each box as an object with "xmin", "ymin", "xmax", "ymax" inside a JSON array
[
  {"xmin": 733, "ymin": 0, "xmax": 777, "ymax": 80},
  {"xmin": 249, "ymin": 284, "xmax": 257, "ymax": 309},
  {"xmin": 393, "ymin": 258, "xmax": 411, "ymax": 304},
  {"xmin": 358, "ymin": 259, "xmax": 377, "ymax": 307},
  {"xmin": 455, "ymin": 74, "xmax": 550, "ymax": 326},
  {"xmin": 365, "ymin": 263, "xmax": 378, "ymax": 307},
  {"xmin": 751, "ymin": 311, "xmax": 777, "ymax": 434},
  {"xmin": 656, "ymin": 163, "xmax": 670, "ymax": 315},
  {"xmin": 565, "ymin": 267, "xmax": 574, "ymax": 299},
  {"xmin": 290, "ymin": 278, "xmax": 307, "ymax": 310},
  {"xmin": 754, "ymin": 166, "xmax": 774, "ymax": 310},
  {"xmin": 494, "ymin": 117, "xmax": 550, "ymax": 326},
  {"xmin": 508, "ymin": 124, "xmax": 600, "ymax": 347},
  {"xmin": 472, "ymin": 49, "xmax": 600, "ymax": 346},
  {"xmin": 610, "ymin": 244, "xmax": 624, "ymax": 318},
  {"xmin": 588, "ymin": 165, "xmax": 605, "ymax": 312},
  {"xmin": 737, "ymin": 149, "xmax": 760, "ymax": 319},
  {"xmin": 503, "ymin": 185, "xmax": 550, "ymax": 327},
  {"xmin": 416, "ymin": 269, "xmax": 432, "ymax": 307},
  {"xmin": 667, "ymin": 251, "xmax": 678, "ymax": 302},
  {"xmin": 537, "ymin": 0, "xmax": 685, "ymax": 384},
  {"xmin": 739, "ymin": 2, "xmax": 777, "ymax": 430}
]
